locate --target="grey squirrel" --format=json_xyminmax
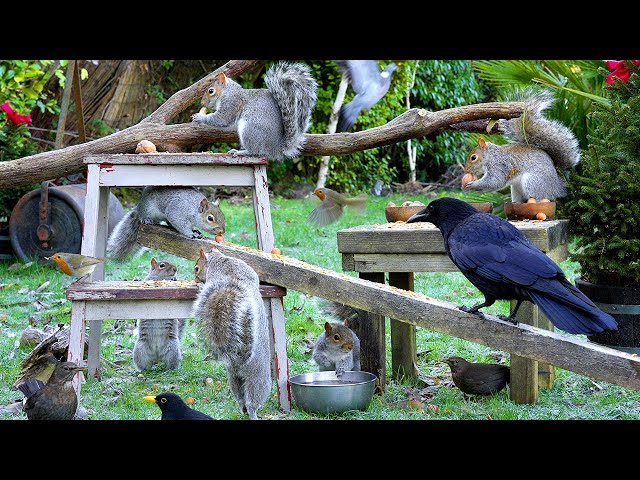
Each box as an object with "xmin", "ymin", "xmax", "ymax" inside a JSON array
[
  {"xmin": 462, "ymin": 90, "xmax": 581, "ymax": 202},
  {"xmin": 132, "ymin": 257, "xmax": 186, "ymax": 371},
  {"xmin": 191, "ymin": 61, "xmax": 318, "ymax": 160},
  {"xmin": 107, "ymin": 186, "xmax": 225, "ymax": 260},
  {"xmin": 312, "ymin": 321, "xmax": 361, "ymax": 376},
  {"xmin": 191, "ymin": 247, "xmax": 271, "ymax": 420}
]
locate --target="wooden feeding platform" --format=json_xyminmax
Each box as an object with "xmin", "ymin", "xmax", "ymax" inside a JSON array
[{"xmin": 137, "ymin": 224, "xmax": 640, "ymax": 400}]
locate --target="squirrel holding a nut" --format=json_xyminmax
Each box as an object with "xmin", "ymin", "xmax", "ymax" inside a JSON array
[
  {"xmin": 462, "ymin": 89, "xmax": 581, "ymax": 203},
  {"xmin": 192, "ymin": 61, "xmax": 317, "ymax": 161}
]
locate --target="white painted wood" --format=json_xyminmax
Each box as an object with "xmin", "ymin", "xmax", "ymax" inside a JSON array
[
  {"xmin": 268, "ymin": 297, "xmax": 290, "ymax": 412},
  {"xmin": 252, "ymin": 164, "xmax": 275, "ymax": 252},
  {"xmin": 82, "ymin": 299, "xmax": 194, "ymax": 320},
  {"xmin": 85, "ymin": 154, "xmax": 267, "ymax": 165},
  {"xmin": 69, "ymin": 300, "xmax": 87, "ymax": 395},
  {"xmin": 98, "ymin": 165, "xmax": 255, "ymax": 187}
]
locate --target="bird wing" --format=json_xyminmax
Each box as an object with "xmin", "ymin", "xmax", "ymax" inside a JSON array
[
  {"xmin": 336, "ymin": 60, "xmax": 382, "ymax": 94},
  {"xmin": 17, "ymin": 378, "xmax": 45, "ymax": 399},
  {"xmin": 448, "ymin": 215, "xmax": 563, "ymax": 288},
  {"xmin": 308, "ymin": 199, "xmax": 344, "ymax": 226}
]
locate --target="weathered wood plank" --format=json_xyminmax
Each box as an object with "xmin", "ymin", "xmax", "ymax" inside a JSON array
[
  {"xmin": 346, "ymin": 253, "xmax": 460, "ymax": 272},
  {"xmin": 96, "ymin": 164, "xmax": 255, "ymax": 187},
  {"xmin": 66, "ymin": 280, "xmax": 286, "ymax": 300},
  {"xmin": 137, "ymin": 224, "xmax": 640, "ymax": 392},
  {"xmin": 389, "ymin": 272, "xmax": 419, "ymax": 380},
  {"xmin": 537, "ymin": 310, "xmax": 556, "ymax": 389},
  {"xmin": 509, "ymin": 300, "xmax": 539, "ymax": 404},
  {"xmin": 359, "ymin": 272, "xmax": 387, "ymax": 392},
  {"xmin": 252, "ymin": 164, "xmax": 275, "ymax": 252},
  {"xmin": 85, "ymin": 153, "xmax": 267, "ymax": 165},
  {"xmin": 337, "ymin": 220, "xmax": 568, "ymax": 254}
]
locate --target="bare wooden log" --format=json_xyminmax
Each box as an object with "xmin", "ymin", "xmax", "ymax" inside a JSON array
[
  {"xmin": 137, "ymin": 224, "xmax": 640, "ymax": 392},
  {"xmin": 0, "ymin": 100, "xmax": 525, "ymax": 188}
]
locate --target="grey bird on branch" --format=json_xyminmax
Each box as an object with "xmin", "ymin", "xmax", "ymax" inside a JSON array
[{"xmin": 336, "ymin": 60, "xmax": 398, "ymax": 132}]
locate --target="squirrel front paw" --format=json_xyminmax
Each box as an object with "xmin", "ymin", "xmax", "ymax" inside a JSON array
[
  {"xmin": 192, "ymin": 113, "xmax": 206, "ymax": 123},
  {"xmin": 335, "ymin": 367, "xmax": 345, "ymax": 377},
  {"xmin": 464, "ymin": 180, "xmax": 480, "ymax": 191},
  {"xmin": 191, "ymin": 230, "xmax": 204, "ymax": 239},
  {"xmin": 227, "ymin": 148, "xmax": 240, "ymax": 157}
]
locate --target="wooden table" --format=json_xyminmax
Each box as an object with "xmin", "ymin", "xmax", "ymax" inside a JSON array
[{"xmin": 337, "ymin": 219, "xmax": 569, "ymax": 404}]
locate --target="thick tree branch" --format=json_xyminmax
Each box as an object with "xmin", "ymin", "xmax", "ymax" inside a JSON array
[{"xmin": 0, "ymin": 101, "xmax": 524, "ymax": 188}]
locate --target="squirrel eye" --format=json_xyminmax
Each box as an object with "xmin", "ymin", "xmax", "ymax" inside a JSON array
[
  {"xmin": 333, "ymin": 334, "xmax": 340, "ymax": 341},
  {"xmin": 159, "ymin": 262, "xmax": 165, "ymax": 268},
  {"xmin": 160, "ymin": 398, "xmax": 167, "ymax": 404},
  {"xmin": 195, "ymin": 266, "xmax": 200, "ymax": 273},
  {"xmin": 470, "ymin": 154, "xmax": 478, "ymax": 162},
  {"xmin": 207, "ymin": 215, "xmax": 214, "ymax": 222},
  {"xmin": 208, "ymin": 87, "xmax": 215, "ymax": 95}
]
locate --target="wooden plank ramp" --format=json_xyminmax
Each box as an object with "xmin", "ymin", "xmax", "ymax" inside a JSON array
[{"xmin": 137, "ymin": 224, "xmax": 640, "ymax": 391}]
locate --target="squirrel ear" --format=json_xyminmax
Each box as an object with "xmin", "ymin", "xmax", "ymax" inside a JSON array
[
  {"xmin": 478, "ymin": 137, "xmax": 487, "ymax": 148},
  {"xmin": 199, "ymin": 197, "xmax": 209, "ymax": 213},
  {"xmin": 216, "ymin": 72, "xmax": 226, "ymax": 84},
  {"xmin": 199, "ymin": 248, "xmax": 207, "ymax": 261},
  {"xmin": 150, "ymin": 257, "xmax": 158, "ymax": 268},
  {"xmin": 212, "ymin": 197, "xmax": 220, "ymax": 206},
  {"xmin": 343, "ymin": 318, "xmax": 348, "ymax": 327},
  {"xmin": 324, "ymin": 322, "xmax": 332, "ymax": 333}
]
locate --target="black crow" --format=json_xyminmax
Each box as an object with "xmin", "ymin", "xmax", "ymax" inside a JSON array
[
  {"xmin": 406, "ymin": 197, "xmax": 618, "ymax": 335},
  {"xmin": 336, "ymin": 60, "xmax": 398, "ymax": 132}
]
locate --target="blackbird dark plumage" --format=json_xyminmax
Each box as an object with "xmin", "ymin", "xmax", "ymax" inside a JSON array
[
  {"xmin": 17, "ymin": 361, "xmax": 86, "ymax": 420},
  {"xmin": 406, "ymin": 197, "xmax": 618, "ymax": 335},
  {"xmin": 444, "ymin": 357, "xmax": 510, "ymax": 396},
  {"xmin": 144, "ymin": 392, "xmax": 214, "ymax": 420}
]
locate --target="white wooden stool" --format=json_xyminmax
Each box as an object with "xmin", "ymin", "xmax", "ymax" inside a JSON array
[{"xmin": 67, "ymin": 153, "xmax": 291, "ymax": 412}]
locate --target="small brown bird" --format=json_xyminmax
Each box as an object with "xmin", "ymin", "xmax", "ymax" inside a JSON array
[
  {"xmin": 308, "ymin": 187, "xmax": 367, "ymax": 226},
  {"xmin": 144, "ymin": 392, "xmax": 214, "ymax": 420},
  {"xmin": 443, "ymin": 356, "xmax": 510, "ymax": 396},
  {"xmin": 45, "ymin": 252, "xmax": 104, "ymax": 278},
  {"xmin": 17, "ymin": 361, "xmax": 86, "ymax": 420}
]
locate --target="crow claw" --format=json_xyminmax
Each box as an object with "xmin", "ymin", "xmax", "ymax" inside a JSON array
[{"xmin": 498, "ymin": 314, "xmax": 519, "ymax": 325}]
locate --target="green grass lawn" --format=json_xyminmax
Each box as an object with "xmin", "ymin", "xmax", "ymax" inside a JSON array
[{"xmin": 1, "ymin": 190, "xmax": 639, "ymax": 420}]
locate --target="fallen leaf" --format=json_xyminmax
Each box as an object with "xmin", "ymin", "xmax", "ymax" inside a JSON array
[
  {"xmin": 426, "ymin": 404, "xmax": 439, "ymax": 413},
  {"xmin": 0, "ymin": 283, "xmax": 18, "ymax": 290},
  {"xmin": 35, "ymin": 281, "xmax": 51, "ymax": 293},
  {"xmin": 0, "ymin": 314, "xmax": 7, "ymax": 321},
  {"xmin": 18, "ymin": 287, "xmax": 29, "ymax": 294},
  {"xmin": 205, "ymin": 377, "xmax": 214, "ymax": 386},
  {"xmin": 8, "ymin": 263, "xmax": 21, "ymax": 271}
]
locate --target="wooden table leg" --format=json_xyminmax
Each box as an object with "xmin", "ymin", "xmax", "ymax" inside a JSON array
[
  {"xmin": 388, "ymin": 272, "xmax": 418, "ymax": 381},
  {"xmin": 509, "ymin": 300, "xmax": 538, "ymax": 404},
  {"xmin": 537, "ymin": 310, "xmax": 556, "ymax": 389},
  {"xmin": 357, "ymin": 272, "xmax": 386, "ymax": 392}
]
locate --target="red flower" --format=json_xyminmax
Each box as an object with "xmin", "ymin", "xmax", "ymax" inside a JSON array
[
  {"xmin": 606, "ymin": 60, "xmax": 640, "ymax": 85},
  {"xmin": 0, "ymin": 102, "xmax": 32, "ymax": 125}
]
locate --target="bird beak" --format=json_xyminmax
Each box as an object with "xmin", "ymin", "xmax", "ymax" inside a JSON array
[
  {"xmin": 143, "ymin": 396, "xmax": 157, "ymax": 403},
  {"xmin": 406, "ymin": 207, "xmax": 430, "ymax": 224},
  {"xmin": 73, "ymin": 366, "xmax": 88, "ymax": 373}
]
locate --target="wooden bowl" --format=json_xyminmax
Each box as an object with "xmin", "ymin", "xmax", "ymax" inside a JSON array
[
  {"xmin": 504, "ymin": 201, "xmax": 556, "ymax": 221},
  {"xmin": 385, "ymin": 205, "xmax": 426, "ymax": 222},
  {"xmin": 469, "ymin": 202, "xmax": 493, "ymax": 213}
]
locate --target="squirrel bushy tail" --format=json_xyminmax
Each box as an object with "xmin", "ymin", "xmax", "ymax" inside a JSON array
[
  {"xmin": 106, "ymin": 210, "xmax": 142, "ymax": 260},
  {"xmin": 500, "ymin": 88, "xmax": 581, "ymax": 170},
  {"xmin": 264, "ymin": 61, "xmax": 318, "ymax": 158}
]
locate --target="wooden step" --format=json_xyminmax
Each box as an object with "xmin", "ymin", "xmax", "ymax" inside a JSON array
[
  {"xmin": 84, "ymin": 153, "xmax": 267, "ymax": 166},
  {"xmin": 66, "ymin": 280, "xmax": 286, "ymax": 301}
]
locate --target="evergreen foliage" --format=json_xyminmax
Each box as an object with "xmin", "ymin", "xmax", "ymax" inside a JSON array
[{"xmin": 563, "ymin": 61, "xmax": 640, "ymax": 285}]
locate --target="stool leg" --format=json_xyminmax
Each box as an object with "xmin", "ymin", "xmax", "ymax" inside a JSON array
[
  {"xmin": 82, "ymin": 164, "xmax": 110, "ymax": 379},
  {"xmin": 252, "ymin": 164, "xmax": 275, "ymax": 253},
  {"xmin": 69, "ymin": 300, "xmax": 87, "ymax": 397},
  {"xmin": 267, "ymin": 297, "xmax": 291, "ymax": 412}
]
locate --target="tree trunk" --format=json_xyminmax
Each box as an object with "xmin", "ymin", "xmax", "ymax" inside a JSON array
[{"xmin": 316, "ymin": 75, "xmax": 349, "ymax": 189}]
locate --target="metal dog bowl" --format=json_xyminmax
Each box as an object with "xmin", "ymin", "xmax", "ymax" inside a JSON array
[{"xmin": 289, "ymin": 370, "xmax": 377, "ymax": 414}]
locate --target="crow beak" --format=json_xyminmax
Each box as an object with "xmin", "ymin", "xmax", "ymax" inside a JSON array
[
  {"xmin": 143, "ymin": 396, "xmax": 157, "ymax": 403},
  {"xmin": 406, "ymin": 208, "xmax": 430, "ymax": 224}
]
